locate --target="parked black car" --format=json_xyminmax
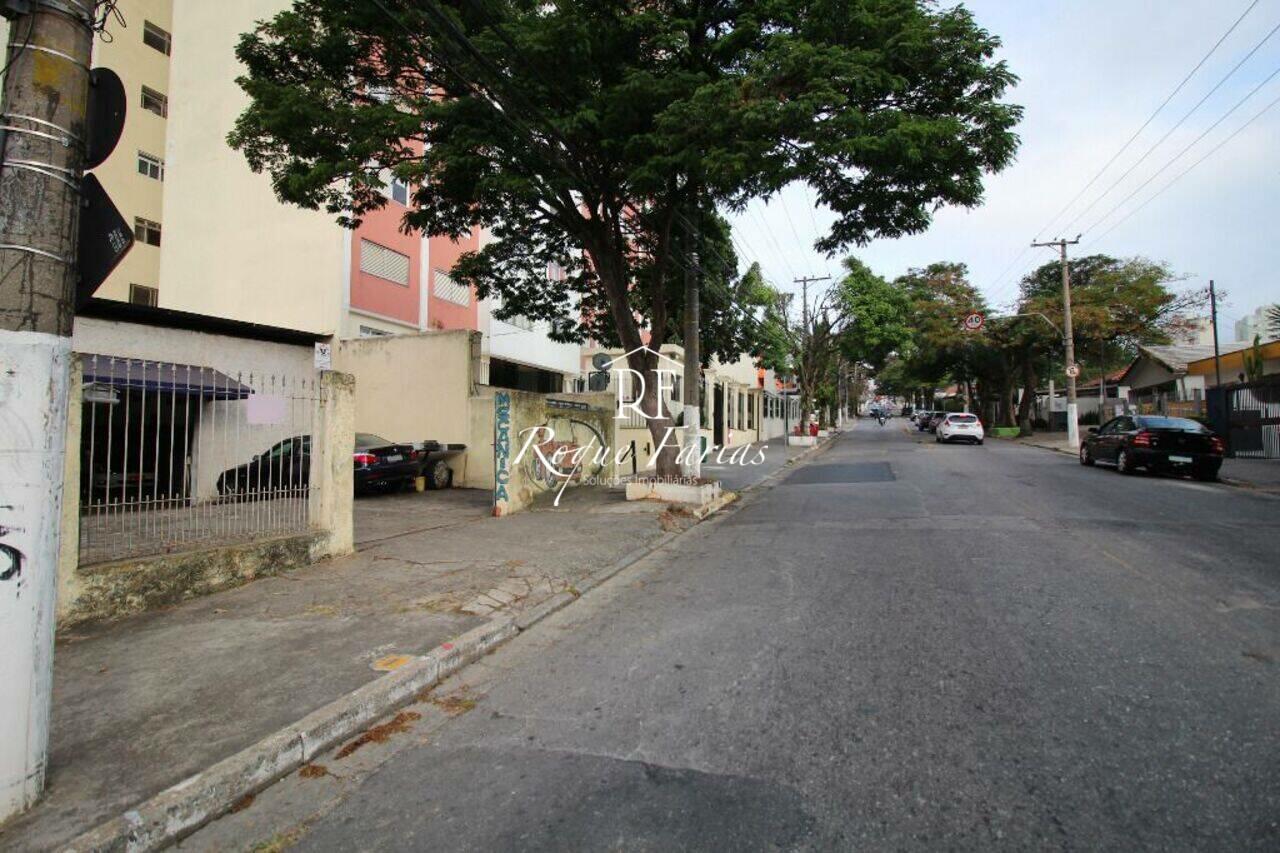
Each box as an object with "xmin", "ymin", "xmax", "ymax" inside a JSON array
[
  {"xmin": 217, "ymin": 435, "xmax": 311, "ymax": 497},
  {"xmin": 218, "ymin": 433, "xmax": 464, "ymax": 498},
  {"xmin": 915, "ymin": 411, "xmax": 936, "ymax": 431},
  {"xmin": 1079, "ymin": 415, "xmax": 1225, "ymax": 481},
  {"xmin": 927, "ymin": 412, "xmax": 947, "ymax": 433},
  {"xmin": 353, "ymin": 433, "xmax": 426, "ymax": 493}
]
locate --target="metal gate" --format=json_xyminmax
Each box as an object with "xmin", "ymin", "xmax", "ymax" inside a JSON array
[{"xmin": 1226, "ymin": 379, "xmax": 1280, "ymax": 459}]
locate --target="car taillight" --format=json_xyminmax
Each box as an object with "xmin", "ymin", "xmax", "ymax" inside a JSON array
[
  {"xmin": 353, "ymin": 452, "xmax": 377, "ymax": 466},
  {"xmin": 1209, "ymin": 436, "xmax": 1225, "ymax": 455},
  {"xmin": 1131, "ymin": 430, "xmax": 1153, "ymax": 447}
]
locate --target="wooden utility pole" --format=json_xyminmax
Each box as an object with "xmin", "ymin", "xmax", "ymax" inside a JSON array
[
  {"xmin": 1031, "ymin": 236, "xmax": 1081, "ymax": 448},
  {"xmin": 0, "ymin": 1, "xmax": 95, "ymax": 820}
]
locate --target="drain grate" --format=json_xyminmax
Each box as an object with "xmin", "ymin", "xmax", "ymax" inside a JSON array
[{"xmin": 784, "ymin": 462, "xmax": 895, "ymax": 484}]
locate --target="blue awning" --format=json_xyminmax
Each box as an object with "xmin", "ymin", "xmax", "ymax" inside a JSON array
[{"xmin": 82, "ymin": 355, "xmax": 251, "ymax": 400}]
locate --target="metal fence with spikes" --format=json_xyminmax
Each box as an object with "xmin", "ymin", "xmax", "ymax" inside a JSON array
[{"xmin": 77, "ymin": 354, "xmax": 320, "ymax": 564}]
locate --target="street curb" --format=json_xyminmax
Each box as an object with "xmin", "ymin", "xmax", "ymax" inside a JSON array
[
  {"xmin": 64, "ymin": 432, "xmax": 839, "ymax": 853},
  {"xmin": 996, "ymin": 436, "xmax": 1280, "ymax": 495}
]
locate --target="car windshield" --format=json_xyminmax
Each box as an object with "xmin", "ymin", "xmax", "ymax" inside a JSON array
[
  {"xmin": 949, "ymin": 415, "xmax": 978, "ymax": 423},
  {"xmin": 355, "ymin": 433, "xmax": 391, "ymax": 449},
  {"xmin": 1137, "ymin": 417, "xmax": 1205, "ymax": 432}
]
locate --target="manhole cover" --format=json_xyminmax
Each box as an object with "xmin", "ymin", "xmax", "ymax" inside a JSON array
[{"xmin": 785, "ymin": 462, "xmax": 895, "ymax": 484}]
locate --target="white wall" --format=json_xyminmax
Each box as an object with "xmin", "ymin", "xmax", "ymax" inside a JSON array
[{"xmin": 481, "ymin": 301, "xmax": 582, "ymax": 377}]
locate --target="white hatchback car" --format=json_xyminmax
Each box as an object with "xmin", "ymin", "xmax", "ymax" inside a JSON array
[{"xmin": 936, "ymin": 413, "xmax": 985, "ymax": 445}]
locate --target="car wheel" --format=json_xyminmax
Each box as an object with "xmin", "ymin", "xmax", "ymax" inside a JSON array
[
  {"xmin": 425, "ymin": 459, "xmax": 452, "ymax": 490},
  {"xmin": 934, "ymin": 434, "xmax": 941, "ymax": 443},
  {"xmin": 976, "ymin": 439, "xmax": 984, "ymax": 445},
  {"xmin": 1116, "ymin": 448, "xmax": 1135, "ymax": 475},
  {"xmin": 1192, "ymin": 466, "xmax": 1219, "ymax": 482},
  {"xmin": 1079, "ymin": 443, "xmax": 1094, "ymax": 466}
]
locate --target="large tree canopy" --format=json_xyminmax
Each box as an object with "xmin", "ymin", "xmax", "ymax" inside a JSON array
[{"xmin": 229, "ymin": 0, "xmax": 1021, "ymax": 472}]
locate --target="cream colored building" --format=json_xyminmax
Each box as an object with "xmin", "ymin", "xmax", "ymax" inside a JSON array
[{"xmin": 94, "ymin": 1, "xmax": 173, "ymax": 304}]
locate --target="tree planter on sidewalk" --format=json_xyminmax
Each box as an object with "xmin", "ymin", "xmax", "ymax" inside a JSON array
[{"xmin": 625, "ymin": 478, "xmax": 722, "ymax": 506}]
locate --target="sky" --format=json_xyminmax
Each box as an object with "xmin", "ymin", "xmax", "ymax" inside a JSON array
[{"xmin": 726, "ymin": 0, "xmax": 1280, "ymax": 341}]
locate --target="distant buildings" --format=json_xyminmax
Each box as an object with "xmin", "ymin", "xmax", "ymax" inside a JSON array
[{"xmin": 1234, "ymin": 304, "xmax": 1280, "ymax": 344}]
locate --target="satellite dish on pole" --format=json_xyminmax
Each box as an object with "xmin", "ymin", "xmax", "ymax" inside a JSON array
[{"xmin": 591, "ymin": 352, "xmax": 612, "ymax": 371}]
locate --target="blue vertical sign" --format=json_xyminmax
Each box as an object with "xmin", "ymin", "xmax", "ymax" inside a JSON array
[{"xmin": 494, "ymin": 392, "xmax": 512, "ymax": 514}]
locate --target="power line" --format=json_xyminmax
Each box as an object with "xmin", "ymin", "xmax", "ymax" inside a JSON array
[
  {"xmin": 1030, "ymin": 0, "xmax": 1262, "ymax": 242},
  {"xmin": 1087, "ymin": 88, "xmax": 1280, "ymax": 246},
  {"xmin": 1059, "ymin": 15, "xmax": 1280, "ymax": 235},
  {"xmin": 1083, "ymin": 63, "xmax": 1280, "ymax": 237}
]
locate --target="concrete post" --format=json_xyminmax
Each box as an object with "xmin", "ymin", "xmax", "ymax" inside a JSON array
[
  {"xmin": 56, "ymin": 355, "xmax": 84, "ymax": 622},
  {"xmin": 0, "ymin": 3, "xmax": 93, "ymax": 820},
  {"xmin": 309, "ymin": 371, "xmax": 355, "ymax": 560}
]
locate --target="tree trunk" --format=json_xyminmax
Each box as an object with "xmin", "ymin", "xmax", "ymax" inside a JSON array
[
  {"xmin": 1017, "ymin": 357, "xmax": 1037, "ymax": 435},
  {"xmin": 630, "ymin": 348, "xmax": 682, "ymax": 478}
]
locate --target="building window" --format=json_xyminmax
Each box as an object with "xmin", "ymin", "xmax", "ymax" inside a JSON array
[
  {"xmin": 359, "ymin": 239, "xmax": 410, "ymax": 286},
  {"xmin": 141, "ymin": 86, "xmax": 168, "ymax": 118},
  {"xmin": 390, "ymin": 179, "xmax": 409, "ymax": 206},
  {"xmin": 359, "ymin": 325, "xmax": 393, "ymax": 338},
  {"xmin": 433, "ymin": 268, "xmax": 470, "ymax": 306},
  {"xmin": 134, "ymin": 217, "xmax": 161, "ymax": 247},
  {"xmin": 143, "ymin": 21, "xmax": 171, "ymax": 56},
  {"xmin": 129, "ymin": 284, "xmax": 158, "ymax": 306},
  {"xmin": 137, "ymin": 151, "xmax": 164, "ymax": 181}
]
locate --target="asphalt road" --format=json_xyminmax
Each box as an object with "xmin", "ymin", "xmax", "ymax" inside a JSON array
[{"xmin": 192, "ymin": 419, "xmax": 1280, "ymax": 851}]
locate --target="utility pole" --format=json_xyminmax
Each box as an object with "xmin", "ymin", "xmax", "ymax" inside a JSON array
[
  {"xmin": 1209, "ymin": 279, "xmax": 1226, "ymax": 442},
  {"xmin": 793, "ymin": 275, "xmax": 830, "ymax": 435},
  {"xmin": 0, "ymin": 2, "xmax": 95, "ymax": 820},
  {"xmin": 682, "ymin": 202, "xmax": 701, "ymax": 478},
  {"xmin": 1209, "ymin": 280, "xmax": 1223, "ymax": 390},
  {"xmin": 1031, "ymin": 236, "xmax": 1081, "ymax": 448}
]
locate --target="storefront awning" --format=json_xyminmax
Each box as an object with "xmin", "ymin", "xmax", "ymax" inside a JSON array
[{"xmin": 82, "ymin": 355, "xmax": 252, "ymax": 400}]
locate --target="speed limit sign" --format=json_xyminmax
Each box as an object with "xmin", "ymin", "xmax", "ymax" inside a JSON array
[
  {"xmin": 1065, "ymin": 364, "xmax": 1080, "ymax": 378},
  {"xmin": 963, "ymin": 312, "xmax": 985, "ymax": 332}
]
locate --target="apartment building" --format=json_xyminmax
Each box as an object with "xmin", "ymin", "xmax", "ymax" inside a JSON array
[{"xmin": 1234, "ymin": 304, "xmax": 1279, "ymax": 344}]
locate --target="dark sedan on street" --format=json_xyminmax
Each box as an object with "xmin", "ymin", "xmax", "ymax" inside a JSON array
[{"xmin": 1079, "ymin": 415, "xmax": 1225, "ymax": 481}]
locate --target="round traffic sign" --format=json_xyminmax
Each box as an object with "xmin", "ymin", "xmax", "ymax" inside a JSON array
[
  {"xmin": 1065, "ymin": 364, "xmax": 1080, "ymax": 378},
  {"xmin": 963, "ymin": 312, "xmax": 985, "ymax": 332}
]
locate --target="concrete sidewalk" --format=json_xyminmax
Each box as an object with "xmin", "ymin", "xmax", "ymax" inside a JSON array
[
  {"xmin": 999, "ymin": 431, "xmax": 1280, "ymax": 493},
  {"xmin": 0, "ymin": 435, "xmax": 822, "ymax": 851}
]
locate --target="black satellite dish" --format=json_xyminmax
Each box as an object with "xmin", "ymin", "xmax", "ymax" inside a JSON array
[
  {"xmin": 85, "ymin": 67, "xmax": 126, "ymax": 170},
  {"xmin": 591, "ymin": 352, "xmax": 613, "ymax": 371}
]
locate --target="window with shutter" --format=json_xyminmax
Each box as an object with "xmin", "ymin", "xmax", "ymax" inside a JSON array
[{"xmin": 359, "ymin": 240, "xmax": 410, "ymax": 286}]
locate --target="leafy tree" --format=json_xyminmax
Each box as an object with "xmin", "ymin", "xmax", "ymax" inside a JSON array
[
  {"xmin": 893, "ymin": 262, "xmax": 988, "ymax": 405},
  {"xmin": 229, "ymin": 0, "xmax": 1020, "ymax": 473},
  {"xmin": 1268, "ymin": 304, "xmax": 1280, "ymax": 340},
  {"xmin": 1010, "ymin": 255, "xmax": 1204, "ymax": 432},
  {"xmin": 837, "ymin": 258, "xmax": 913, "ymax": 372}
]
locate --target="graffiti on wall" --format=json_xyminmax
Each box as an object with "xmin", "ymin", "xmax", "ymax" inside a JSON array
[
  {"xmin": 494, "ymin": 391, "xmax": 512, "ymax": 515},
  {"xmin": 521, "ymin": 416, "xmax": 608, "ymax": 493}
]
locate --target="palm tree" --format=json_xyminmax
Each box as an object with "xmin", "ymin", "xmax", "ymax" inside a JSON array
[{"xmin": 1268, "ymin": 304, "xmax": 1280, "ymax": 340}]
